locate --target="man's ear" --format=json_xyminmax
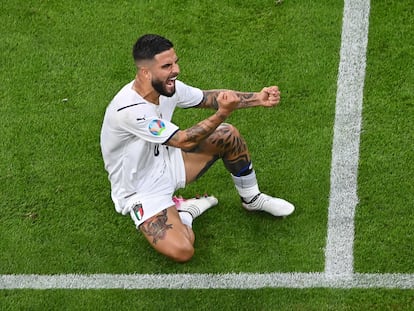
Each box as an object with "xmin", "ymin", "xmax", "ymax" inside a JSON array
[{"xmin": 140, "ymin": 67, "xmax": 151, "ymax": 80}]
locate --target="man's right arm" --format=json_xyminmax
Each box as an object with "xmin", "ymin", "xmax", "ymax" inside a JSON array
[{"xmin": 197, "ymin": 87, "xmax": 281, "ymax": 110}]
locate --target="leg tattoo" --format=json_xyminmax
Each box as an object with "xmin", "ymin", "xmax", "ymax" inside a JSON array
[
  {"xmin": 185, "ymin": 124, "xmax": 252, "ymax": 180},
  {"xmin": 140, "ymin": 209, "xmax": 173, "ymax": 245},
  {"xmin": 209, "ymin": 125, "xmax": 252, "ymax": 176}
]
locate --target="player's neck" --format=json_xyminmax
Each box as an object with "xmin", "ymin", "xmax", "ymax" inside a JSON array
[{"xmin": 132, "ymin": 78, "xmax": 160, "ymax": 105}]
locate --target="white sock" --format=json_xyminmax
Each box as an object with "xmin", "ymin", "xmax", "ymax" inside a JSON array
[
  {"xmin": 179, "ymin": 211, "xmax": 193, "ymax": 228},
  {"xmin": 231, "ymin": 170, "xmax": 260, "ymax": 203}
]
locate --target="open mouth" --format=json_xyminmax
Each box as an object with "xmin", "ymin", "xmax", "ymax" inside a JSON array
[{"xmin": 166, "ymin": 76, "xmax": 177, "ymax": 87}]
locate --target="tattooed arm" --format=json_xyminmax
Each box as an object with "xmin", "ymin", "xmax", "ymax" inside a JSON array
[
  {"xmin": 198, "ymin": 86, "xmax": 281, "ymax": 110},
  {"xmin": 166, "ymin": 91, "xmax": 239, "ymax": 151}
]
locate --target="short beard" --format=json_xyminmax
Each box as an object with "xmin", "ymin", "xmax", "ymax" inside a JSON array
[{"xmin": 152, "ymin": 79, "xmax": 175, "ymax": 97}]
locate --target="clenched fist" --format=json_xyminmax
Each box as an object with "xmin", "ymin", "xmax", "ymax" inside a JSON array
[
  {"xmin": 258, "ymin": 86, "xmax": 281, "ymax": 107},
  {"xmin": 217, "ymin": 91, "xmax": 240, "ymax": 116}
]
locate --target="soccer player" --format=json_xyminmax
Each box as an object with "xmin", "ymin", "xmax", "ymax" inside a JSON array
[{"xmin": 100, "ymin": 34, "xmax": 295, "ymax": 262}]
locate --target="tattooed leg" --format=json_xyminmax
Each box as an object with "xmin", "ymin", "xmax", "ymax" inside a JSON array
[
  {"xmin": 139, "ymin": 207, "xmax": 196, "ymax": 262},
  {"xmin": 183, "ymin": 123, "xmax": 252, "ymax": 181},
  {"xmin": 140, "ymin": 209, "xmax": 173, "ymax": 245},
  {"xmin": 209, "ymin": 125, "xmax": 261, "ymax": 203},
  {"xmin": 207, "ymin": 124, "xmax": 252, "ymax": 176}
]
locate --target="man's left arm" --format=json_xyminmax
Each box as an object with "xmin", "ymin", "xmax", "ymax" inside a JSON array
[{"xmin": 197, "ymin": 86, "xmax": 281, "ymax": 110}]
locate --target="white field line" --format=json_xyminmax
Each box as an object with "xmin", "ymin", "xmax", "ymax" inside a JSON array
[
  {"xmin": 1, "ymin": 0, "xmax": 413, "ymax": 290},
  {"xmin": 324, "ymin": 0, "xmax": 370, "ymax": 278},
  {"xmin": 1, "ymin": 273, "xmax": 414, "ymax": 289}
]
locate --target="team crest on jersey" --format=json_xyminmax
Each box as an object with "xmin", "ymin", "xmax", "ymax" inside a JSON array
[
  {"xmin": 132, "ymin": 203, "xmax": 144, "ymax": 221},
  {"xmin": 149, "ymin": 119, "xmax": 166, "ymax": 136}
]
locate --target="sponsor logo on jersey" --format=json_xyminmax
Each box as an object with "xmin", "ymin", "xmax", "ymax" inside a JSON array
[
  {"xmin": 149, "ymin": 119, "xmax": 166, "ymax": 136},
  {"xmin": 132, "ymin": 203, "xmax": 144, "ymax": 221}
]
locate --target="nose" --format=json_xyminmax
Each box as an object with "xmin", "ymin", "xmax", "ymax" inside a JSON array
[{"xmin": 173, "ymin": 62, "xmax": 180, "ymax": 74}]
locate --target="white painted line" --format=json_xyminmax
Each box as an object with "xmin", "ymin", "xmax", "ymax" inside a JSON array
[
  {"xmin": 325, "ymin": 0, "xmax": 370, "ymax": 278},
  {"xmin": 1, "ymin": 273, "xmax": 413, "ymax": 289},
  {"xmin": 1, "ymin": 0, "xmax": 412, "ymax": 291}
]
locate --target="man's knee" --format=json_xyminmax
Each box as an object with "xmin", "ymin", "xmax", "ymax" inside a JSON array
[
  {"xmin": 217, "ymin": 123, "xmax": 240, "ymax": 138},
  {"xmin": 209, "ymin": 123, "xmax": 244, "ymax": 152},
  {"xmin": 167, "ymin": 239, "xmax": 195, "ymax": 262},
  {"xmin": 140, "ymin": 222, "xmax": 195, "ymax": 262}
]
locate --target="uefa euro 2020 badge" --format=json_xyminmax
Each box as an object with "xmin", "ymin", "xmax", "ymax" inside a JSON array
[
  {"xmin": 132, "ymin": 202, "xmax": 144, "ymax": 221},
  {"xmin": 149, "ymin": 119, "xmax": 166, "ymax": 136}
]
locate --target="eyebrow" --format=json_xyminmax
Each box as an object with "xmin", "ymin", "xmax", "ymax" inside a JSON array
[{"xmin": 161, "ymin": 57, "xmax": 179, "ymax": 68}]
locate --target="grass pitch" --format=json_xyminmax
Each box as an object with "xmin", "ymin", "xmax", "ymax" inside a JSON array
[{"xmin": 0, "ymin": 0, "xmax": 413, "ymax": 309}]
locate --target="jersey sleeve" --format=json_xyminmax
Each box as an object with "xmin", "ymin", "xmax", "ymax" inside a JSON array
[
  {"xmin": 174, "ymin": 80, "xmax": 204, "ymax": 108},
  {"xmin": 118, "ymin": 103, "xmax": 179, "ymax": 144},
  {"xmin": 134, "ymin": 118, "xmax": 178, "ymax": 144}
]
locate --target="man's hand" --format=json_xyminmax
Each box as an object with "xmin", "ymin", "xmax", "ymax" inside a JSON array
[
  {"xmin": 258, "ymin": 86, "xmax": 281, "ymax": 107},
  {"xmin": 217, "ymin": 91, "xmax": 240, "ymax": 116}
]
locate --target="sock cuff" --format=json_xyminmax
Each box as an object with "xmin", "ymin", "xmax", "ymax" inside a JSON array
[
  {"xmin": 232, "ymin": 170, "xmax": 260, "ymax": 198},
  {"xmin": 178, "ymin": 211, "xmax": 193, "ymax": 228},
  {"xmin": 235, "ymin": 184, "xmax": 260, "ymax": 198},
  {"xmin": 231, "ymin": 170, "xmax": 257, "ymax": 188}
]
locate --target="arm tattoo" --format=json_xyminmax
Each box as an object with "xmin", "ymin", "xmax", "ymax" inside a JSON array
[
  {"xmin": 200, "ymin": 91, "xmax": 256, "ymax": 109},
  {"xmin": 238, "ymin": 93, "xmax": 255, "ymax": 108},
  {"xmin": 200, "ymin": 91, "xmax": 220, "ymax": 109},
  {"xmin": 140, "ymin": 209, "xmax": 173, "ymax": 245},
  {"xmin": 185, "ymin": 112, "xmax": 227, "ymax": 143}
]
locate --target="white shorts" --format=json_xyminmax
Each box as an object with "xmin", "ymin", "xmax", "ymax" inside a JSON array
[
  {"xmin": 127, "ymin": 193, "xmax": 175, "ymax": 228},
  {"xmin": 124, "ymin": 147, "xmax": 186, "ymax": 228}
]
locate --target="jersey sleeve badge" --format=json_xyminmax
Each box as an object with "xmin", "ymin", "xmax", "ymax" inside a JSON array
[{"xmin": 148, "ymin": 119, "xmax": 166, "ymax": 136}]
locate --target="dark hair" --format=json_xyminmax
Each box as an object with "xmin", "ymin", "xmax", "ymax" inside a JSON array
[{"xmin": 132, "ymin": 34, "xmax": 174, "ymax": 61}]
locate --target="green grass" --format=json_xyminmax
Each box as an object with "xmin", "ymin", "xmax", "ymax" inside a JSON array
[
  {"xmin": 0, "ymin": 0, "xmax": 413, "ymax": 309},
  {"xmin": 1, "ymin": 289, "xmax": 413, "ymax": 311},
  {"xmin": 354, "ymin": 0, "xmax": 414, "ymax": 274}
]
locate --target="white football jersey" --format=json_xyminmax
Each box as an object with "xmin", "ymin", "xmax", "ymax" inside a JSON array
[{"xmin": 100, "ymin": 80, "xmax": 203, "ymax": 214}]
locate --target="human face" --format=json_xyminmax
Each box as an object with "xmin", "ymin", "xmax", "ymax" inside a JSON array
[{"xmin": 150, "ymin": 48, "xmax": 180, "ymax": 97}]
